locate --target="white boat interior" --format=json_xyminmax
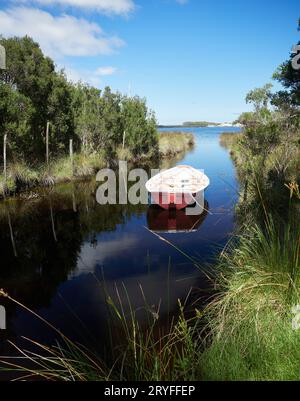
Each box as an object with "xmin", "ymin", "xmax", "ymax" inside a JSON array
[{"xmin": 146, "ymin": 165, "xmax": 210, "ymax": 194}]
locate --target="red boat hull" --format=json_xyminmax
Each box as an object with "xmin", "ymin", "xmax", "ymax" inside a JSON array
[{"xmin": 151, "ymin": 192, "xmax": 196, "ymax": 210}]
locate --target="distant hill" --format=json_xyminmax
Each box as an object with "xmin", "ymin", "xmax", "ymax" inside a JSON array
[
  {"xmin": 183, "ymin": 121, "xmax": 219, "ymax": 127},
  {"xmin": 158, "ymin": 121, "xmax": 241, "ymax": 128}
]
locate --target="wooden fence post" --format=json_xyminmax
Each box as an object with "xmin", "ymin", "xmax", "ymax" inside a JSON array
[
  {"xmin": 122, "ymin": 130, "xmax": 126, "ymax": 149},
  {"xmin": 46, "ymin": 122, "xmax": 50, "ymax": 165},
  {"xmin": 3, "ymin": 134, "xmax": 7, "ymax": 183},
  {"xmin": 69, "ymin": 138, "xmax": 74, "ymax": 176},
  {"xmin": 0, "ymin": 44, "xmax": 6, "ymax": 70}
]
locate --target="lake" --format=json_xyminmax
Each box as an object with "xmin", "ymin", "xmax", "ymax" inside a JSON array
[{"xmin": 0, "ymin": 126, "xmax": 240, "ymax": 365}]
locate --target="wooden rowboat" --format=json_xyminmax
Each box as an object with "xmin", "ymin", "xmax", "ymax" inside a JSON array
[{"xmin": 146, "ymin": 165, "xmax": 210, "ymax": 210}]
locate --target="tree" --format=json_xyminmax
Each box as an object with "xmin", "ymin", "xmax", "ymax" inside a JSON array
[
  {"xmin": 272, "ymin": 22, "xmax": 300, "ymax": 110},
  {"xmin": 101, "ymin": 87, "xmax": 123, "ymax": 148},
  {"xmin": 0, "ymin": 35, "xmax": 159, "ymax": 166},
  {"xmin": 0, "ymin": 36, "xmax": 55, "ymax": 159},
  {"xmin": 245, "ymin": 83, "xmax": 273, "ymax": 112},
  {"xmin": 234, "ymin": 111, "xmax": 256, "ymax": 126},
  {"xmin": 73, "ymin": 84, "xmax": 106, "ymax": 153},
  {"xmin": 122, "ymin": 96, "xmax": 158, "ymax": 157},
  {"xmin": 0, "ymin": 82, "xmax": 33, "ymax": 161},
  {"xmin": 47, "ymin": 71, "xmax": 75, "ymax": 155}
]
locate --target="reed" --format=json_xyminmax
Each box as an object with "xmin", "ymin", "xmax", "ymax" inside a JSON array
[{"xmin": 158, "ymin": 132, "xmax": 195, "ymax": 157}]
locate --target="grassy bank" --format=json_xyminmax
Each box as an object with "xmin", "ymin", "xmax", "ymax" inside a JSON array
[
  {"xmin": 0, "ymin": 132, "xmax": 195, "ymax": 199},
  {"xmin": 209, "ymin": 114, "xmax": 300, "ymax": 379},
  {"xmin": 0, "ymin": 152, "xmax": 107, "ymax": 198},
  {"xmin": 158, "ymin": 131, "xmax": 195, "ymax": 157},
  {"xmin": 200, "ymin": 212, "xmax": 300, "ymax": 380},
  {"xmin": 219, "ymin": 131, "xmax": 243, "ymax": 151}
]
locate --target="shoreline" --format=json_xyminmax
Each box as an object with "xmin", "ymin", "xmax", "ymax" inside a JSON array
[{"xmin": 0, "ymin": 131, "xmax": 195, "ymax": 200}]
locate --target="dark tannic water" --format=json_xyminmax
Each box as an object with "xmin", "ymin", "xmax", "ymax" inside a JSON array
[{"xmin": 0, "ymin": 127, "xmax": 240, "ymax": 365}]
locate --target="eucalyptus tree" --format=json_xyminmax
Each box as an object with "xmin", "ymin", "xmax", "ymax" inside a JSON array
[{"xmin": 245, "ymin": 84, "xmax": 273, "ymax": 113}]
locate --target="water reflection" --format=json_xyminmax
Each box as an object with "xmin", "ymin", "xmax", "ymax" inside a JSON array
[{"xmin": 147, "ymin": 202, "xmax": 209, "ymax": 233}]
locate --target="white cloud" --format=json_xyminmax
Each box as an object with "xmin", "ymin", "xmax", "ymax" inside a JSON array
[
  {"xmin": 15, "ymin": 0, "xmax": 135, "ymax": 15},
  {"xmin": 63, "ymin": 66, "xmax": 96, "ymax": 85},
  {"xmin": 63, "ymin": 65, "xmax": 117, "ymax": 86},
  {"xmin": 0, "ymin": 7, "xmax": 125, "ymax": 59},
  {"xmin": 95, "ymin": 66, "xmax": 117, "ymax": 76}
]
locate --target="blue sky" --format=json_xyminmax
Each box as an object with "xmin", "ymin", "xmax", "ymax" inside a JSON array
[{"xmin": 0, "ymin": 0, "xmax": 299, "ymax": 124}]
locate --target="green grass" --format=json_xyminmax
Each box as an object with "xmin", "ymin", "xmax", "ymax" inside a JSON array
[
  {"xmin": 0, "ymin": 161, "xmax": 38, "ymax": 196},
  {"xmin": 8, "ymin": 161, "xmax": 39, "ymax": 185},
  {"xmin": 158, "ymin": 132, "xmax": 195, "ymax": 157},
  {"xmin": 219, "ymin": 132, "xmax": 243, "ymax": 150},
  {"xmin": 209, "ymin": 119, "xmax": 300, "ymax": 380},
  {"xmin": 200, "ymin": 215, "xmax": 300, "ymax": 381},
  {"xmin": 48, "ymin": 156, "xmax": 74, "ymax": 182},
  {"xmin": 0, "ymin": 152, "xmax": 107, "ymax": 198},
  {"xmin": 0, "ymin": 175, "xmax": 16, "ymax": 196},
  {"xmin": 73, "ymin": 152, "xmax": 106, "ymax": 177}
]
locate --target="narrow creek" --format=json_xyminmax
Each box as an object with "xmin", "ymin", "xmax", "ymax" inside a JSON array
[{"xmin": 0, "ymin": 126, "xmax": 240, "ymax": 366}]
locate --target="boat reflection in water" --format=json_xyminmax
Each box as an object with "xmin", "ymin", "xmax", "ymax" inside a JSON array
[{"xmin": 147, "ymin": 201, "xmax": 209, "ymax": 234}]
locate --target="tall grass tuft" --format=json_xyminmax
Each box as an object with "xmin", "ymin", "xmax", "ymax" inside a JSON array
[
  {"xmin": 0, "ymin": 175, "xmax": 16, "ymax": 196},
  {"xmin": 8, "ymin": 161, "xmax": 39, "ymax": 188},
  {"xmin": 200, "ymin": 216, "xmax": 300, "ymax": 381},
  {"xmin": 49, "ymin": 156, "xmax": 73, "ymax": 183},
  {"xmin": 116, "ymin": 146, "xmax": 133, "ymax": 161},
  {"xmin": 74, "ymin": 152, "xmax": 106, "ymax": 177}
]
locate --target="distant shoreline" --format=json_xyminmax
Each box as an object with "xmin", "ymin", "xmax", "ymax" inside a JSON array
[{"xmin": 158, "ymin": 123, "xmax": 242, "ymax": 129}]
